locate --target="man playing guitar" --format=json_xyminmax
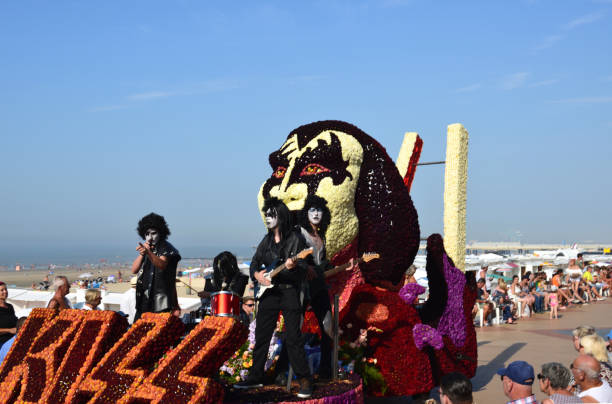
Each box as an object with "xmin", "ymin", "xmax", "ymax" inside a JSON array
[{"xmin": 234, "ymin": 197, "xmax": 313, "ymax": 399}]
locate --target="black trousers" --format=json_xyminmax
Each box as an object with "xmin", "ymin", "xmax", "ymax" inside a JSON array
[
  {"xmin": 249, "ymin": 286, "xmax": 310, "ymax": 381},
  {"xmin": 276, "ymin": 289, "xmax": 332, "ymax": 377}
]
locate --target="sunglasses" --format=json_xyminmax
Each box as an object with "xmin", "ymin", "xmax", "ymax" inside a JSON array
[
  {"xmin": 244, "ymin": 303, "xmax": 255, "ymax": 307},
  {"xmin": 537, "ymin": 374, "xmax": 545, "ymax": 380}
]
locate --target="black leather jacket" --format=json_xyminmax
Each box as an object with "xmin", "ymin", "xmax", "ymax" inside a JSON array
[
  {"xmin": 249, "ymin": 230, "xmax": 308, "ymax": 288},
  {"xmin": 136, "ymin": 240, "xmax": 181, "ymax": 313}
]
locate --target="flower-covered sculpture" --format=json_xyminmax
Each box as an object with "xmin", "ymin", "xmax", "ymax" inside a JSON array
[
  {"xmin": 257, "ymin": 120, "xmax": 421, "ymax": 314},
  {"xmin": 256, "ymin": 121, "xmax": 476, "ymax": 397}
]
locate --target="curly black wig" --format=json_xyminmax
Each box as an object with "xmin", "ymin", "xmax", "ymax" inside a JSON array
[
  {"xmin": 262, "ymin": 197, "xmax": 293, "ymax": 238},
  {"xmin": 299, "ymin": 194, "xmax": 331, "ymax": 239},
  {"xmin": 137, "ymin": 212, "xmax": 170, "ymax": 241}
]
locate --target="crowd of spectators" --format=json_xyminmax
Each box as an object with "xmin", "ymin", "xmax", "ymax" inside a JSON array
[{"xmin": 473, "ymin": 261, "xmax": 610, "ymax": 327}]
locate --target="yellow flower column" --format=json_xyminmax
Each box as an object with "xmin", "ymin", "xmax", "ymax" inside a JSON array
[{"xmin": 443, "ymin": 124, "xmax": 469, "ymax": 271}]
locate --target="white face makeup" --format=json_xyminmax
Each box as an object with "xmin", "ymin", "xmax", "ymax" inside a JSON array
[
  {"xmin": 264, "ymin": 209, "xmax": 278, "ymax": 230},
  {"xmin": 308, "ymin": 207, "xmax": 323, "ymax": 225},
  {"xmin": 145, "ymin": 228, "xmax": 160, "ymax": 245}
]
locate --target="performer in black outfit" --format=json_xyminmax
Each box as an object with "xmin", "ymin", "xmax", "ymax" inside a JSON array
[
  {"xmin": 131, "ymin": 213, "xmax": 181, "ymax": 322},
  {"xmin": 198, "ymin": 251, "xmax": 248, "ymax": 310},
  {"xmin": 275, "ymin": 194, "xmax": 334, "ymax": 382},
  {"xmin": 234, "ymin": 197, "xmax": 312, "ymax": 398}
]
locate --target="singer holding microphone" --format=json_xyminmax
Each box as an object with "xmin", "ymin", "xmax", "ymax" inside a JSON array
[{"xmin": 131, "ymin": 212, "xmax": 182, "ymax": 322}]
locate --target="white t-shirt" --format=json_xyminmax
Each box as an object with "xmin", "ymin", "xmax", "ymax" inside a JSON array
[
  {"xmin": 578, "ymin": 381, "xmax": 612, "ymax": 403},
  {"xmin": 120, "ymin": 288, "xmax": 137, "ymax": 324}
]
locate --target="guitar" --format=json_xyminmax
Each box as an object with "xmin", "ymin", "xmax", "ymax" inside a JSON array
[
  {"xmin": 254, "ymin": 247, "xmax": 314, "ymax": 300},
  {"xmin": 323, "ymin": 252, "xmax": 380, "ymax": 279}
]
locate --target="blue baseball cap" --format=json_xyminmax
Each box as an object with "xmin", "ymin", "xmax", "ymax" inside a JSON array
[
  {"xmin": 607, "ymin": 330, "xmax": 612, "ymax": 340},
  {"xmin": 497, "ymin": 361, "xmax": 535, "ymax": 385}
]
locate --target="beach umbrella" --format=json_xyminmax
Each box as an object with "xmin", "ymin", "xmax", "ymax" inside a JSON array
[{"xmin": 479, "ymin": 253, "xmax": 505, "ymax": 265}]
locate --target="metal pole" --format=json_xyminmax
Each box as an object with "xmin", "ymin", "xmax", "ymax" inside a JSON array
[
  {"xmin": 332, "ymin": 294, "xmax": 339, "ymax": 380},
  {"xmin": 416, "ymin": 160, "xmax": 445, "ymax": 166}
]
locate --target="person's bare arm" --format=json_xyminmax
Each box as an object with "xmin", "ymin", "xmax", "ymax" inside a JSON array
[
  {"xmin": 0, "ymin": 327, "xmax": 16, "ymax": 334},
  {"xmin": 580, "ymin": 395, "xmax": 598, "ymax": 403},
  {"xmin": 47, "ymin": 298, "xmax": 59, "ymax": 309}
]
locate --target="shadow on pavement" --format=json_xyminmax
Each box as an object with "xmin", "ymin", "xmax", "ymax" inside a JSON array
[{"xmin": 471, "ymin": 342, "xmax": 527, "ymax": 391}]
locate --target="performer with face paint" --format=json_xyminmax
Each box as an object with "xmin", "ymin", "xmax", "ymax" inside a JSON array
[
  {"xmin": 234, "ymin": 197, "xmax": 313, "ymax": 399},
  {"xmin": 131, "ymin": 212, "xmax": 181, "ymax": 322},
  {"xmin": 275, "ymin": 195, "xmax": 334, "ymax": 382}
]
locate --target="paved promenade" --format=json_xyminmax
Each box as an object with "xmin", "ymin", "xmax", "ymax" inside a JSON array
[{"xmin": 473, "ymin": 298, "xmax": 611, "ymax": 403}]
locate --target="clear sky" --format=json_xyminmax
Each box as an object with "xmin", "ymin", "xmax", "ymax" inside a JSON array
[{"xmin": 1, "ymin": 1, "xmax": 611, "ymax": 264}]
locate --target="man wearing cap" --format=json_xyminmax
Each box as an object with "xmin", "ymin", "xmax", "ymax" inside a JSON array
[{"xmin": 498, "ymin": 361, "xmax": 537, "ymax": 404}]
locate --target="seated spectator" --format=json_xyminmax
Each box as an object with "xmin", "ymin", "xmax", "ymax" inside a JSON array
[
  {"xmin": 497, "ymin": 360, "xmax": 537, "ymax": 403},
  {"xmin": 572, "ymin": 354, "xmax": 612, "ymax": 403},
  {"xmin": 492, "ymin": 279, "xmax": 517, "ymax": 324},
  {"xmin": 583, "ymin": 267, "xmax": 605, "ymax": 301},
  {"xmin": 579, "ymin": 334, "xmax": 612, "ymax": 386},
  {"xmin": 472, "ymin": 278, "xmax": 493, "ymax": 326},
  {"xmin": 439, "ymin": 372, "xmax": 473, "ymax": 404},
  {"xmin": 537, "ymin": 362, "xmax": 582, "ymax": 404},
  {"xmin": 0, "ymin": 317, "xmax": 26, "ymax": 365},
  {"xmin": 551, "ymin": 270, "xmax": 573, "ymax": 308},
  {"xmin": 83, "ymin": 289, "xmax": 102, "ymax": 311}
]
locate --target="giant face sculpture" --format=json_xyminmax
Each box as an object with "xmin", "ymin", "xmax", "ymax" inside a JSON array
[
  {"xmin": 258, "ymin": 129, "xmax": 363, "ymax": 257},
  {"xmin": 258, "ymin": 120, "xmax": 420, "ymax": 286}
]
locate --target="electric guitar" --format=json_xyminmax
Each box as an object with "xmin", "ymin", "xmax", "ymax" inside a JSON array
[
  {"xmin": 323, "ymin": 252, "xmax": 380, "ymax": 278},
  {"xmin": 254, "ymin": 247, "xmax": 314, "ymax": 300}
]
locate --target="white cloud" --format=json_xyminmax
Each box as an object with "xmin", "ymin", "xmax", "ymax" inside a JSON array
[
  {"xmin": 454, "ymin": 83, "xmax": 481, "ymax": 93},
  {"xmin": 127, "ymin": 91, "xmax": 176, "ymax": 101},
  {"xmin": 529, "ymin": 79, "xmax": 559, "ymax": 88},
  {"xmin": 552, "ymin": 96, "xmax": 612, "ymax": 103},
  {"xmin": 89, "ymin": 104, "xmax": 129, "ymax": 112},
  {"xmin": 532, "ymin": 34, "xmax": 564, "ymax": 52},
  {"xmin": 500, "ymin": 72, "xmax": 530, "ymax": 90},
  {"xmin": 564, "ymin": 12, "xmax": 605, "ymax": 30}
]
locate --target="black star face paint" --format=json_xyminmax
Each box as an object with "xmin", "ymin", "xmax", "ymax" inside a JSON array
[{"xmin": 258, "ymin": 129, "xmax": 364, "ymax": 257}]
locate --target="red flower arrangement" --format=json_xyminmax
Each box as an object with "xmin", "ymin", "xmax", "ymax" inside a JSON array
[
  {"xmin": 338, "ymin": 284, "xmax": 433, "ymax": 396},
  {"xmin": 43, "ymin": 310, "xmax": 128, "ymax": 404},
  {"xmin": 77, "ymin": 312, "xmax": 184, "ymax": 403},
  {"xmin": 0, "ymin": 308, "xmax": 57, "ymax": 389},
  {"xmin": 0, "ymin": 308, "xmax": 86, "ymax": 403},
  {"xmin": 124, "ymin": 316, "xmax": 247, "ymax": 404},
  {"xmin": 301, "ymin": 309, "xmax": 321, "ymax": 337}
]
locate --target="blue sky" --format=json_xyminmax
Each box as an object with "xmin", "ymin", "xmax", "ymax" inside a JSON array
[{"xmin": 1, "ymin": 1, "xmax": 611, "ymax": 264}]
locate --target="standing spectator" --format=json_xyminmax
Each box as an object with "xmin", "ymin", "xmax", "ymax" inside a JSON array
[
  {"xmin": 567, "ymin": 259, "xmax": 585, "ymax": 304},
  {"xmin": 549, "ymin": 286, "xmax": 559, "ymax": 320},
  {"xmin": 497, "ymin": 360, "xmax": 537, "ymax": 403},
  {"xmin": 537, "ymin": 362, "xmax": 582, "ymax": 404},
  {"xmin": 0, "ymin": 282, "xmax": 17, "ymax": 348},
  {"xmin": 120, "ymin": 277, "xmax": 138, "ymax": 324},
  {"xmin": 572, "ymin": 355, "xmax": 612, "ymax": 403},
  {"xmin": 131, "ymin": 213, "xmax": 182, "ymax": 322},
  {"xmin": 47, "ymin": 276, "xmax": 72, "ymax": 310},
  {"xmin": 0, "ymin": 317, "xmax": 26, "ymax": 365},
  {"xmin": 607, "ymin": 330, "xmax": 612, "ymax": 364},
  {"xmin": 579, "ymin": 334, "xmax": 612, "ymax": 386},
  {"xmin": 439, "ymin": 372, "xmax": 473, "ymax": 404},
  {"xmin": 83, "ymin": 289, "xmax": 102, "ymax": 310}
]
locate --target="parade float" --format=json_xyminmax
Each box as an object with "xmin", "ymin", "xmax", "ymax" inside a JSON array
[{"xmin": 0, "ymin": 120, "xmax": 475, "ymax": 403}]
